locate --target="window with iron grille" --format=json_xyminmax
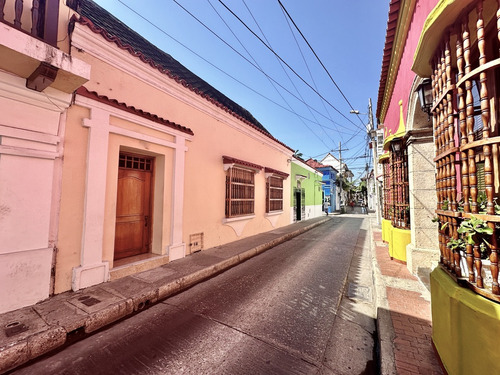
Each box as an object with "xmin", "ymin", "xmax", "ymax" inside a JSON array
[
  {"xmin": 390, "ymin": 146, "xmax": 410, "ymax": 229},
  {"xmin": 225, "ymin": 166, "xmax": 255, "ymax": 217},
  {"xmin": 266, "ymin": 175, "xmax": 284, "ymax": 213},
  {"xmin": 382, "ymin": 159, "xmax": 392, "ymax": 220}
]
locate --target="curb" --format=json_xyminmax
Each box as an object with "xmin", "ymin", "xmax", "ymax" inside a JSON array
[
  {"xmin": 0, "ymin": 217, "xmax": 330, "ymax": 374},
  {"xmin": 369, "ymin": 218, "xmax": 397, "ymax": 375}
]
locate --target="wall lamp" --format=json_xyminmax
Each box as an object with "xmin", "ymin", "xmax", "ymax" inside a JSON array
[
  {"xmin": 415, "ymin": 78, "xmax": 433, "ymax": 118},
  {"xmin": 391, "ymin": 138, "xmax": 403, "ymax": 153}
]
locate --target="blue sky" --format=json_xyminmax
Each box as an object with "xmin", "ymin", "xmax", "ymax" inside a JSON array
[{"xmin": 93, "ymin": 0, "xmax": 389, "ymax": 181}]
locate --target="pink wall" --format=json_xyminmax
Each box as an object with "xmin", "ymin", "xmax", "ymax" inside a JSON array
[{"xmin": 383, "ymin": 1, "xmax": 438, "ymax": 132}]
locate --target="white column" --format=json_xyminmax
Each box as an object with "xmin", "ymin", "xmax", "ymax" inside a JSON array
[
  {"xmin": 72, "ymin": 107, "xmax": 110, "ymax": 290},
  {"xmin": 168, "ymin": 137, "xmax": 187, "ymax": 260}
]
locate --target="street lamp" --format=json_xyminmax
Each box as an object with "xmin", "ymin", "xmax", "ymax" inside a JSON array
[{"xmin": 351, "ymin": 98, "xmax": 381, "ymax": 224}]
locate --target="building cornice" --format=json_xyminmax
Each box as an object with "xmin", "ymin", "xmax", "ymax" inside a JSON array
[{"xmin": 377, "ymin": 0, "xmax": 417, "ymax": 123}]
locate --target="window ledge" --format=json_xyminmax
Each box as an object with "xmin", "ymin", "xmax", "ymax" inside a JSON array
[
  {"xmin": 223, "ymin": 214, "xmax": 255, "ymax": 224},
  {"xmin": 265, "ymin": 211, "xmax": 283, "ymax": 217}
]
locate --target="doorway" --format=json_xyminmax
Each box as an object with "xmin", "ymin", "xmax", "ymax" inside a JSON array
[
  {"xmin": 114, "ymin": 153, "xmax": 153, "ymax": 261},
  {"xmin": 295, "ymin": 189, "xmax": 302, "ymax": 221}
]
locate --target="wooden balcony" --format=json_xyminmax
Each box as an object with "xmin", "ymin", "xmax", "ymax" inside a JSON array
[
  {"xmin": 0, "ymin": 0, "xmax": 59, "ymax": 47},
  {"xmin": 431, "ymin": 1, "xmax": 500, "ymax": 303}
]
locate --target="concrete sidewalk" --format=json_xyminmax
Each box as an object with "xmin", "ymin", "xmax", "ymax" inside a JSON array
[
  {"xmin": 0, "ymin": 216, "xmax": 331, "ymax": 374},
  {"xmin": 0, "ymin": 213, "xmax": 444, "ymax": 374},
  {"xmin": 370, "ymin": 220, "xmax": 444, "ymax": 375}
]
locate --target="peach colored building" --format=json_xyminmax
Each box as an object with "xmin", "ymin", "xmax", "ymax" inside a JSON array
[{"xmin": 0, "ymin": 0, "xmax": 293, "ymax": 313}]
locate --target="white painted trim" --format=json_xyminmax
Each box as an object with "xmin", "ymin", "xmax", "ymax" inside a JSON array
[
  {"xmin": 72, "ymin": 97, "xmax": 190, "ymax": 289},
  {"xmin": 75, "ymin": 95, "xmax": 193, "ymax": 143},
  {"xmin": 223, "ymin": 215, "xmax": 255, "ymax": 223},
  {"xmin": 170, "ymin": 137, "xmax": 187, "ymax": 258},
  {"xmin": 0, "ymin": 145, "xmax": 60, "ymax": 159},
  {"xmin": 168, "ymin": 243, "xmax": 186, "ymax": 261},
  {"xmin": 73, "ymin": 106, "xmax": 110, "ymax": 291},
  {"xmin": 0, "ymin": 23, "xmax": 90, "ymax": 84},
  {"xmin": 72, "ymin": 262, "xmax": 110, "ymax": 291},
  {"xmin": 71, "ymin": 24, "xmax": 290, "ymax": 155},
  {"xmin": 0, "ymin": 71, "xmax": 73, "ymax": 111},
  {"xmin": 223, "ymin": 215, "xmax": 254, "ymax": 237},
  {"xmin": 0, "ymin": 124, "xmax": 59, "ymax": 145}
]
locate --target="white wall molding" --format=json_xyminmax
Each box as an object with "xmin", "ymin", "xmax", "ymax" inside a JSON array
[{"xmin": 72, "ymin": 96, "xmax": 189, "ymax": 288}]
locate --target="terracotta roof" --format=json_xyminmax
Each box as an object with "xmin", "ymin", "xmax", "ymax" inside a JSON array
[
  {"xmin": 222, "ymin": 156, "xmax": 263, "ymax": 171},
  {"xmin": 76, "ymin": 87, "xmax": 194, "ymax": 135},
  {"xmin": 304, "ymin": 158, "xmax": 328, "ymax": 169},
  {"xmin": 70, "ymin": 0, "xmax": 293, "ymax": 152},
  {"xmin": 376, "ymin": 0, "xmax": 401, "ymax": 121},
  {"xmin": 264, "ymin": 167, "xmax": 289, "ymax": 178}
]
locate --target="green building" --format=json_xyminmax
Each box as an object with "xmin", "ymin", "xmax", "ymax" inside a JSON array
[{"xmin": 290, "ymin": 158, "xmax": 324, "ymax": 222}]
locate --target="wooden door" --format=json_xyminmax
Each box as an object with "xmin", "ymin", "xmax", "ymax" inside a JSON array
[{"xmin": 114, "ymin": 167, "xmax": 152, "ymax": 260}]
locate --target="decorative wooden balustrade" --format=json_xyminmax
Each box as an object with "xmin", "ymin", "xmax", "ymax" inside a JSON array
[
  {"xmin": 390, "ymin": 144, "xmax": 410, "ymax": 229},
  {"xmin": 382, "ymin": 159, "xmax": 392, "ymax": 221},
  {"xmin": 0, "ymin": 0, "xmax": 59, "ymax": 47},
  {"xmin": 433, "ymin": 0, "xmax": 500, "ymax": 302}
]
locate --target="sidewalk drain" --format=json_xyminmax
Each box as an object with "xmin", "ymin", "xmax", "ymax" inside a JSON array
[
  {"xmin": 78, "ymin": 296, "xmax": 101, "ymax": 307},
  {"xmin": 347, "ymin": 283, "xmax": 372, "ymax": 302},
  {"xmin": 4, "ymin": 321, "xmax": 29, "ymax": 337}
]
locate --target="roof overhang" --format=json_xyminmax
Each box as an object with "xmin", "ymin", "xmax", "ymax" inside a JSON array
[{"xmin": 412, "ymin": 0, "xmax": 497, "ymax": 77}]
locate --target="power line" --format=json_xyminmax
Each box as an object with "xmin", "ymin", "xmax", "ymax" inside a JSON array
[
  {"xmin": 171, "ymin": 0, "xmax": 359, "ymax": 136},
  {"xmin": 277, "ymin": 3, "xmax": 344, "ymax": 143},
  {"xmin": 277, "ymin": 0, "xmax": 365, "ymax": 129},
  {"xmin": 216, "ymin": 0, "xmax": 366, "ymax": 133},
  {"xmin": 115, "ymin": 0, "xmax": 358, "ymax": 139},
  {"xmin": 238, "ymin": 0, "xmax": 336, "ymax": 148},
  {"xmin": 178, "ymin": 0, "xmax": 329, "ymax": 151}
]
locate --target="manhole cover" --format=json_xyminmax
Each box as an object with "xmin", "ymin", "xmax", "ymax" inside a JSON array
[{"xmin": 347, "ymin": 283, "xmax": 372, "ymax": 302}]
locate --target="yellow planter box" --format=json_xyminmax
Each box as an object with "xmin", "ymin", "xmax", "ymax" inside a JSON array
[
  {"xmin": 388, "ymin": 225, "xmax": 410, "ymax": 262},
  {"xmin": 431, "ymin": 268, "xmax": 500, "ymax": 375}
]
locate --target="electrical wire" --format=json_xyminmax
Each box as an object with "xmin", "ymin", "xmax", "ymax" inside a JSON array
[
  {"xmin": 115, "ymin": 0, "xmax": 358, "ymax": 138},
  {"xmin": 238, "ymin": 0, "xmax": 337, "ymax": 147},
  {"xmin": 216, "ymin": 0, "xmax": 367, "ymax": 133},
  {"xmin": 170, "ymin": 0, "xmax": 359, "ymax": 135},
  {"xmin": 277, "ymin": 0, "xmax": 366, "ymax": 129}
]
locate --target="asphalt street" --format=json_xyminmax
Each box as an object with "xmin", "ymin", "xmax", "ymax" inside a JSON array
[{"xmin": 11, "ymin": 216, "xmax": 376, "ymax": 375}]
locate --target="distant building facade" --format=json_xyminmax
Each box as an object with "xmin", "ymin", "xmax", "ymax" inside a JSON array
[
  {"xmin": 290, "ymin": 158, "xmax": 323, "ymax": 222},
  {"xmin": 305, "ymin": 159, "xmax": 337, "ymax": 213}
]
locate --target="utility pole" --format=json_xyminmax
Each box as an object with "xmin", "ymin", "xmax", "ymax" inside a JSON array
[
  {"xmin": 339, "ymin": 141, "xmax": 342, "ymax": 210},
  {"xmin": 368, "ymin": 98, "xmax": 382, "ymax": 225}
]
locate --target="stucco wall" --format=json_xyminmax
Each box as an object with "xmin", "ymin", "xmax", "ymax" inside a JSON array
[
  {"xmin": 0, "ymin": 73, "xmax": 72, "ymax": 311},
  {"xmin": 53, "ymin": 22, "xmax": 293, "ymax": 293},
  {"xmin": 290, "ymin": 161, "xmax": 323, "ymax": 222},
  {"xmin": 381, "ymin": 1, "xmax": 437, "ymax": 130}
]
